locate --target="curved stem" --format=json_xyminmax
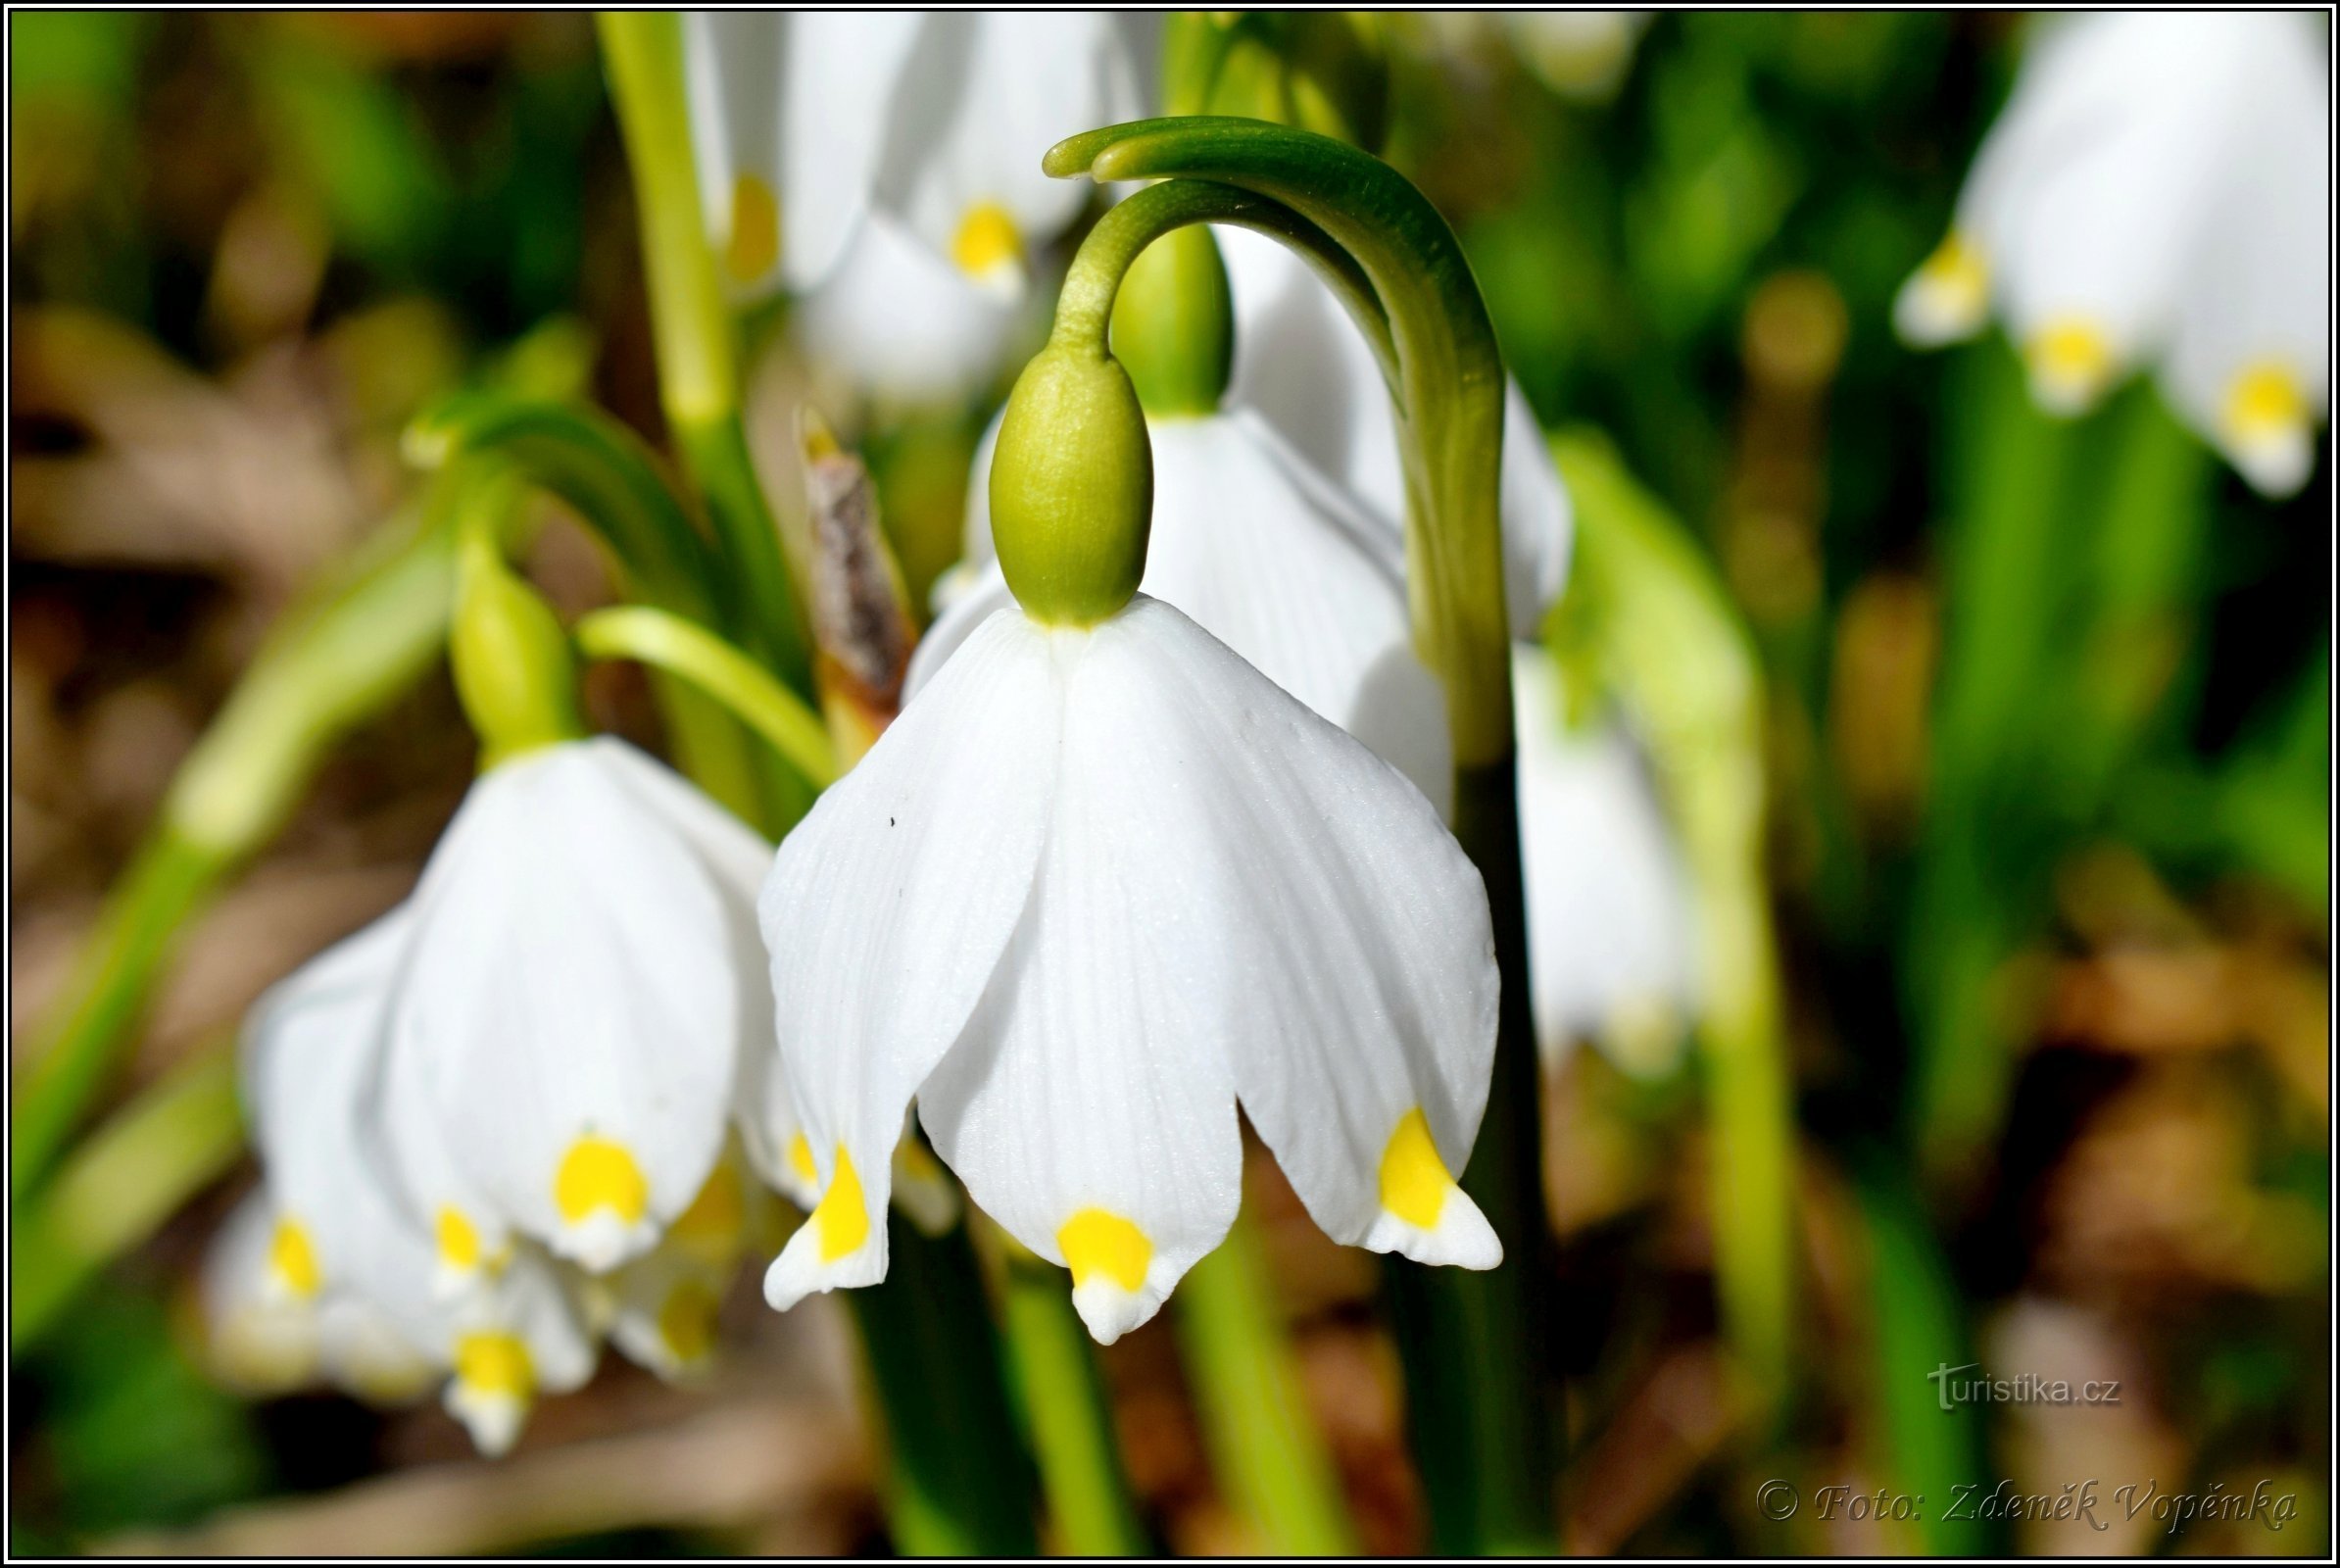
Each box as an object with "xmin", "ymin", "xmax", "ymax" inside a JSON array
[
  {"xmin": 574, "ymin": 607, "xmax": 838, "ymax": 791},
  {"xmin": 1052, "ymin": 178, "xmax": 1391, "ymax": 379},
  {"xmin": 1048, "ymin": 117, "xmax": 1511, "ymax": 767}
]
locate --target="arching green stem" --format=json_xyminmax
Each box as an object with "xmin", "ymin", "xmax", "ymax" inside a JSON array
[
  {"xmin": 1048, "ymin": 117, "xmax": 1511, "ymax": 767},
  {"xmin": 574, "ymin": 607, "xmax": 839, "ymax": 792},
  {"xmin": 1044, "ymin": 122, "xmax": 1551, "ymax": 1552}
]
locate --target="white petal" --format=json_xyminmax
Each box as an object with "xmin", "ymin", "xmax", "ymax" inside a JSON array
[
  {"xmin": 777, "ymin": 13, "xmax": 927, "ymax": 290},
  {"xmin": 682, "ymin": 12, "xmax": 790, "ymax": 296},
  {"xmin": 1072, "ymin": 600, "xmax": 1500, "ymax": 1270},
  {"xmin": 759, "ymin": 609, "xmax": 1060, "ymax": 1308},
  {"xmin": 795, "ymin": 212, "xmax": 1029, "ymax": 406},
  {"xmin": 1146, "ymin": 412, "xmax": 1453, "ymax": 813},
  {"xmin": 917, "ymin": 613, "xmax": 1246, "ymax": 1342},
  {"xmin": 608, "ymin": 1246, "xmax": 728, "ymax": 1383},
  {"xmin": 1221, "ymin": 225, "xmax": 1571, "ymax": 634},
  {"xmin": 441, "ymin": 1245, "xmax": 601, "ymax": 1456},
  {"xmin": 1513, "ymin": 646, "xmax": 1699, "ymax": 1077},
  {"xmin": 395, "ymin": 742, "xmax": 739, "ymax": 1273},
  {"xmin": 874, "ymin": 13, "xmax": 1141, "ymax": 267},
  {"xmin": 201, "ymin": 1188, "xmax": 323, "ymax": 1395},
  {"xmin": 242, "ymin": 906, "xmax": 416, "ymax": 1302},
  {"xmin": 316, "ymin": 1293, "xmax": 440, "ymax": 1407}
]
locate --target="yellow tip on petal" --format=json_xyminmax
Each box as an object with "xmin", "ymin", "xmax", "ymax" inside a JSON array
[
  {"xmin": 436, "ymin": 1206, "xmax": 482, "ymax": 1273},
  {"xmin": 725, "ymin": 173, "xmax": 781, "ymax": 285},
  {"xmin": 786, "ymin": 1132, "xmax": 818, "ymax": 1189},
  {"xmin": 454, "ymin": 1330, "xmax": 534, "ymax": 1399},
  {"xmin": 1058, "ymin": 1208, "xmax": 1152, "ymax": 1293},
  {"xmin": 1378, "ymin": 1108, "xmax": 1455, "ymax": 1231},
  {"xmin": 268, "ymin": 1216, "xmax": 323, "ymax": 1299},
  {"xmin": 657, "ymin": 1277, "xmax": 721, "ymax": 1368},
  {"xmin": 950, "ymin": 200, "xmax": 1025, "ymax": 295},
  {"xmin": 1895, "ymin": 229, "xmax": 1990, "ymax": 347},
  {"xmin": 2024, "ymin": 318, "xmax": 2118, "ymax": 416},
  {"xmin": 812, "ymin": 1145, "xmax": 871, "ymax": 1263},
  {"xmin": 555, "ymin": 1135, "xmax": 651, "ymax": 1227},
  {"xmin": 2221, "ymin": 360, "xmax": 2315, "ymax": 495}
]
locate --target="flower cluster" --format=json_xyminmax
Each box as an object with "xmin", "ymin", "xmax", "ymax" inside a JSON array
[
  {"xmin": 213, "ymin": 738, "xmax": 789, "ymax": 1451},
  {"xmin": 1896, "ymin": 12, "xmax": 2329, "ymax": 496},
  {"xmin": 685, "ymin": 11, "xmax": 1145, "ymax": 403}
]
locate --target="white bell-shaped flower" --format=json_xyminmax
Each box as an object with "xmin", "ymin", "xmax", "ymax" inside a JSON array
[
  {"xmin": 759, "ymin": 596, "xmax": 1500, "ymax": 1345},
  {"xmin": 681, "ymin": 12, "xmax": 923, "ymax": 297},
  {"xmin": 239, "ymin": 913, "xmax": 601, "ymax": 1453},
  {"xmin": 927, "ymin": 406, "xmax": 1453, "ymax": 812},
  {"xmin": 1895, "ymin": 13, "xmax": 2329, "ymax": 495},
  {"xmin": 1512, "ymin": 645, "xmax": 1699, "ymax": 1079},
  {"xmin": 387, "ymin": 736, "xmax": 768, "ymax": 1275},
  {"xmin": 1220, "ymin": 225, "xmax": 1574, "ymax": 635},
  {"xmin": 774, "ymin": 12, "xmax": 1144, "ymax": 402}
]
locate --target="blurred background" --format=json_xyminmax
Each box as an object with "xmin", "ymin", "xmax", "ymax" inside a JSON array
[{"xmin": 8, "ymin": 11, "xmax": 2328, "ymax": 1556}]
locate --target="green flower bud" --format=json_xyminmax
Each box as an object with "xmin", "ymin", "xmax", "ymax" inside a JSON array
[
  {"xmin": 989, "ymin": 344, "xmax": 1153, "ymax": 626},
  {"xmin": 451, "ymin": 530, "xmax": 585, "ymax": 767},
  {"xmin": 1111, "ymin": 224, "xmax": 1235, "ymax": 419}
]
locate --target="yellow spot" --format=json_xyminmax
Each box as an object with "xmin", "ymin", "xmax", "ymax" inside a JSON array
[
  {"xmin": 436, "ymin": 1206, "xmax": 482, "ymax": 1273},
  {"xmin": 1378, "ymin": 1108, "xmax": 1455, "ymax": 1231},
  {"xmin": 725, "ymin": 173, "xmax": 780, "ymax": 284},
  {"xmin": 787, "ymin": 1132, "xmax": 818, "ymax": 1188},
  {"xmin": 454, "ymin": 1330, "xmax": 534, "ymax": 1399},
  {"xmin": 1058, "ymin": 1208, "xmax": 1151, "ymax": 1293},
  {"xmin": 1914, "ymin": 230, "xmax": 1988, "ymax": 315},
  {"xmin": 950, "ymin": 201, "xmax": 1023, "ymax": 280},
  {"xmin": 2224, "ymin": 361, "xmax": 2308, "ymax": 443},
  {"xmin": 268, "ymin": 1216, "xmax": 322, "ymax": 1298},
  {"xmin": 668, "ymin": 1161, "xmax": 744, "ymax": 1255},
  {"xmin": 811, "ymin": 1145, "xmax": 870, "ymax": 1262},
  {"xmin": 2024, "ymin": 318, "xmax": 2116, "ymax": 411},
  {"xmin": 555, "ymin": 1135, "xmax": 650, "ymax": 1227},
  {"xmin": 657, "ymin": 1277, "xmax": 721, "ymax": 1366}
]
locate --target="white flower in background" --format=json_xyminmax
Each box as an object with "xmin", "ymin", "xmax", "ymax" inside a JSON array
[
  {"xmin": 1503, "ymin": 12, "xmax": 1652, "ymax": 102},
  {"xmin": 760, "ymin": 597, "xmax": 1500, "ymax": 1345},
  {"xmin": 388, "ymin": 736, "xmax": 766, "ymax": 1275},
  {"xmin": 1896, "ymin": 12, "xmax": 2330, "ymax": 495},
  {"xmin": 238, "ymin": 915, "xmax": 601, "ymax": 1453},
  {"xmin": 1219, "ymin": 226, "xmax": 1574, "ymax": 637},
  {"xmin": 684, "ymin": 11, "xmax": 1146, "ymax": 403},
  {"xmin": 926, "ymin": 406, "xmax": 1453, "ymax": 812},
  {"xmin": 1512, "ymin": 645, "xmax": 1699, "ymax": 1079},
  {"xmin": 201, "ymin": 1189, "xmax": 323, "ymax": 1396}
]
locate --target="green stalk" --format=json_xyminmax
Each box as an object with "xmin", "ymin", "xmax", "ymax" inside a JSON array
[
  {"xmin": 12, "ymin": 1044, "xmax": 243, "ymax": 1348},
  {"xmin": 1045, "ymin": 124, "xmax": 1550, "ymax": 1550},
  {"xmin": 853, "ymin": 1217, "xmax": 1043, "ymax": 1556},
  {"xmin": 1906, "ymin": 341, "xmax": 2079, "ymax": 1184},
  {"xmin": 1552, "ymin": 431, "xmax": 1795, "ymax": 1418},
  {"xmin": 1851, "ymin": 1160, "xmax": 1997, "ymax": 1555},
  {"xmin": 1176, "ymin": 1213, "xmax": 1355, "ymax": 1555},
  {"xmin": 596, "ymin": 11, "xmax": 811, "ymax": 693},
  {"xmin": 573, "ymin": 607, "xmax": 839, "ymax": 792},
  {"xmin": 10, "ymin": 498, "xmax": 458, "ymax": 1197},
  {"xmin": 999, "ymin": 1239, "xmax": 1149, "ymax": 1555}
]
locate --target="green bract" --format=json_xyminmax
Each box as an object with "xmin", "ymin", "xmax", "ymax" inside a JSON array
[
  {"xmin": 451, "ymin": 527, "xmax": 585, "ymax": 766},
  {"xmin": 990, "ymin": 344, "xmax": 1155, "ymax": 627}
]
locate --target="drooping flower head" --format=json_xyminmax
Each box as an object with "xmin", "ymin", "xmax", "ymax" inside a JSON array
[
  {"xmin": 1896, "ymin": 12, "xmax": 2330, "ymax": 495},
  {"xmin": 760, "ymin": 330, "xmax": 1504, "ymax": 1345}
]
